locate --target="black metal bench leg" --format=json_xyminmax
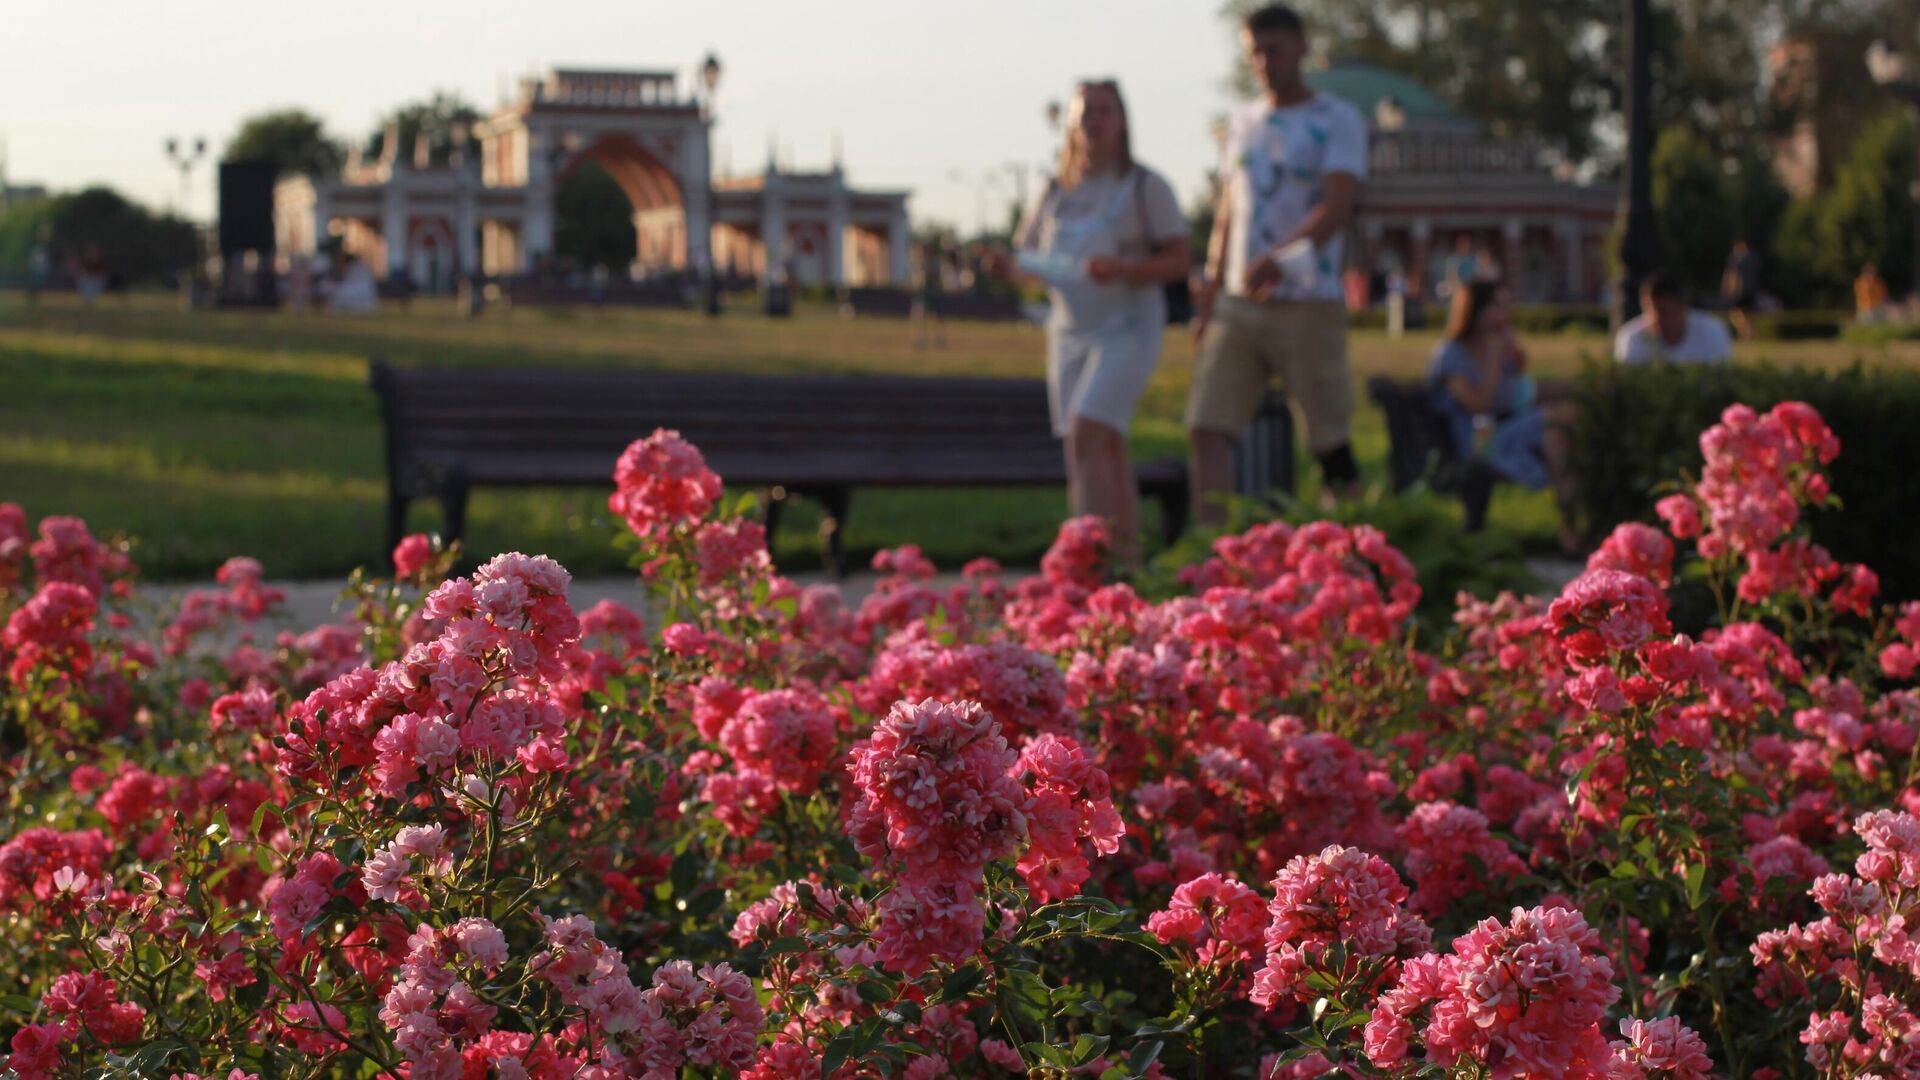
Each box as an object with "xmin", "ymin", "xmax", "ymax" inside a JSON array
[
  {"xmin": 761, "ymin": 488, "xmax": 785, "ymax": 544},
  {"xmin": 1460, "ymin": 463, "xmax": 1495, "ymax": 532},
  {"xmin": 1156, "ymin": 481, "xmax": 1190, "ymax": 548},
  {"xmin": 817, "ymin": 486, "xmax": 852, "ymax": 578},
  {"xmin": 440, "ymin": 466, "xmax": 472, "ymax": 548},
  {"xmin": 387, "ymin": 490, "xmax": 411, "ymax": 566}
]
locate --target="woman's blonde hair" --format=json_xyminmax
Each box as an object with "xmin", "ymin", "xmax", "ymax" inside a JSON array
[{"xmin": 1056, "ymin": 80, "xmax": 1134, "ymax": 188}]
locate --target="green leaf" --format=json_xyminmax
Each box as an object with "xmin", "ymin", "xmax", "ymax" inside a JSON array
[
  {"xmin": 103, "ymin": 1040, "xmax": 188, "ymax": 1074},
  {"xmin": 1069, "ymin": 1033, "xmax": 1111, "ymax": 1066},
  {"xmin": 821, "ymin": 1027, "xmax": 856, "ymax": 1076},
  {"xmin": 998, "ymin": 968, "xmax": 1053, "ymax": 1028},
  {"xmin": 1024, "ymin": 1042, "xmax": 1076, "ymax": 1069},
  {"xmin": 882, "ymin": 999, "xmax": 923, "ymax": 1026},
  {"xmin": 1127, "ymin": 1040, "xmax": 1165, "ymax": 1074},
  {"xmin": 1565, "ymin": 757, "xmax": 1598, "ymax": 805},
  {"xmin": 1683, "ymin": 859, "xmax": 1708, "ymax": 909},
  {"xmin": 856, "ymin": 978, "xmax": 896, "ymax": 1005},
  {"xmin": 937, "ymin": 963, "xmax": 984, "ymax": 1003},
  {"xmin": 1133, "ymin": 1014, "xmax": 1192, "ymax": 1038}
]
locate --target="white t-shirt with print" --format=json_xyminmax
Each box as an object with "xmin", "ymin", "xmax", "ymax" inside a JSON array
[
  {"xmin": 1613, "ymin": 310, "xmax": 1733, "ymax": 365},
  {"xmin": 1220, "ymin": 93, "xmax": 1369, "ymax": 303}
]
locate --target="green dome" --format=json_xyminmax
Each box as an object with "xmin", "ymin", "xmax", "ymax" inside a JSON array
[{"xmin": 1305, "ymin": 62, "xmax": 1479, "ymax": 134}]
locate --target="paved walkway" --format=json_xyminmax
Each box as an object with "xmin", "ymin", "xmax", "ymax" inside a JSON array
[
  {"xmin": 147, "ymin": 572, "xmax": 914, "ymax": 631},
  {"xmin": 150, "ymin": 558, "xmax": 1584, "ymax": 632}
]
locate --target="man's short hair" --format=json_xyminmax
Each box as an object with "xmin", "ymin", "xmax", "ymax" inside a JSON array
[
  {"xmin": 1243, "ymin": 4, "xmax": 1305, "ymax": 35},
  {"xmin": 1641, "ymin": 270, "xmax": 1685, "ymax": 302}
]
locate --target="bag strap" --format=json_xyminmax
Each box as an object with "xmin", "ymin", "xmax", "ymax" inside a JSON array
[
  {"xmin": 1027, "ymin": 178, "xmax": 1060, "ymax": 250},
  {"xmin": 1130, "ymin": 168, "xmax": 1168, "ymax": 255}
]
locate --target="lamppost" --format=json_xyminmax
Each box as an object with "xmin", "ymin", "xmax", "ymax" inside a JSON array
[
  {"xmin": 1207, "ymin": 114, "xmax": 1231, "ymax": 196},
  {"xmin": 1614, "ymin": 0, "xmax": 1661, "ymax": 325},
  {"xmin": 163, "ymin": 136, "xmax": 208, "ymax": 217},
  {"xmin": 946, "ymin": 167, "xmax": 989, "ymax": 241},
  {"xmin": 1868, "ymin": 39, "xmax": 1920, "ymax": 302},
  {"xmin": 998, "ymin": 162, "xmax": 1029, "ymax": 222},
  {"xmin": 698, "ymin": 51, "xmax": 723, "ymax": 315}
]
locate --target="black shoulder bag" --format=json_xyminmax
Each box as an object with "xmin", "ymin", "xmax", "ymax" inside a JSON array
[{"xmin": 1133, "ymin": 169, "xmax": 1194, "ymax": 326}]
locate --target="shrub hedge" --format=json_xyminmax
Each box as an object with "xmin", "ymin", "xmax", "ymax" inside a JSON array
[{"xmin": 1570, "ymin": 359, "xmax": 1920, "ymax": 599}]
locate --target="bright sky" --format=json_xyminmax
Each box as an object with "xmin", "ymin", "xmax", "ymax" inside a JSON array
[{"xmin": 1, "ymin": 0, "xmax": 1240, "ymax": 230}]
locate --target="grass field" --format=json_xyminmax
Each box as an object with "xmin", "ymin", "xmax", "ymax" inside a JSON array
[{"xmin": 2, "ymin": 291, "xmax": 1913, "ymax": 581}]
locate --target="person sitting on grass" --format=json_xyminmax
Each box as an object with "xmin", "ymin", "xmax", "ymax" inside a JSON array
[
  {"xmin": 1613, "ymin": 270, "xmax": 1732, "ymax": 365},
  {"xmin": 1427, "ymin": 280, "xmax": 1579, "ymax": 551}
]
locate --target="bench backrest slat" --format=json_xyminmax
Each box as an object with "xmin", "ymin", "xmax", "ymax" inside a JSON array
[{"xmin": 371, "ymin": 359, "xmax": 1074, "ymax": 489}]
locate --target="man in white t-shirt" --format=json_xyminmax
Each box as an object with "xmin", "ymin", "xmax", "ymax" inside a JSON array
[
  {"xmin": 1187, "ymin": 3, "xmax": 1369, "ymax": 523},
  {"xmin": 1614, "ymin": 271, "xmax": 1732, "ymax": 365}
]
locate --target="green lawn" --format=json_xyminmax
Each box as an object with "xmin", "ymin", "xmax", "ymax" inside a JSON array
[{"xmin": 2, "ymin": 291, "xmax": 1909, "ymax": 581}]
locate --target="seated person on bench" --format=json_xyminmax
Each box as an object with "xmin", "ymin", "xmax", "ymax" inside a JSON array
[{"xmin": 1426, "ymin": 280, "xmax": 1578, "ymax": 550}]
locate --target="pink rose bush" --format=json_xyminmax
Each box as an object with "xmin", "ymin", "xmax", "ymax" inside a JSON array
[{"xmin": 1, "ymin": 401, "xmax": 1917, "ymax": 1076}]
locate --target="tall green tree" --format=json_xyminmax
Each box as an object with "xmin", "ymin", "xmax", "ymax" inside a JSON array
[
  {"xmin": 1814, "ymin": 109, "xmax": 1917, "ymax": 294},
  {"xmin": 1650, "ymin": 125, "xmax": 1738, "ymax": 297},
  {"xmin": 367, "ymin": 91, "xmax": 481, "ymax": 166},
  {"xmin": 1223, "ymin": 0, "xmax": 1616, "ymax": 163},
  {"xmin": 0, "ymin": 187, "xmax": 196, "ymax": 282},
  {"xmin": 0, "ymin": 196, "xmax": 53, "ymax": 274},
  {"xmin": 1771, "ymin": 109, "xmax": 1918, "ymax": 305},
  {"xmin": 223, "ymin": 109, "xmax": 344, "ymax": 176},
  {"xmin": 1219, "ymin": 0, "xmax": 1917, "ymax": 171}
]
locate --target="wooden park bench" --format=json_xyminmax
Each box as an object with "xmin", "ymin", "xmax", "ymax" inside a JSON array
[
  {"xmin": 368, "ymin": 359, "xmax": 1190, "ymax": 573},
  {"xmin": 1367, "ymin": 376, "xmax": 1573, "ymax": 531}
]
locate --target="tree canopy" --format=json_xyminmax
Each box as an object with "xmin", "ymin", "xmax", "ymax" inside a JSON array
[
  {"xmin": 0, "ymin": 186, "xmax": 195, "ymax": 282},
  {"xmin": 223, "ymin": 109, "xmax": 344, "ymax": 177},
  {"xmin": 366, "ymin": 91, "xmax": 482, "ymax": 166},
  {"xmin": 1219, "ymin": 0, "xmax": 1920, "ymax": 170}
]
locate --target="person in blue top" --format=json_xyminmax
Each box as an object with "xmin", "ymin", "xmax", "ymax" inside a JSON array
[{"xmin": 1427, "ymin": 280, "xmax": 1578, "ymax": 548}]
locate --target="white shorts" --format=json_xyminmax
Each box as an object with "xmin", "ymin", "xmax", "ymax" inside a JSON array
[{"xmin": 1046, "ymin": 321, "xmax": 1162, "ymax": 437}]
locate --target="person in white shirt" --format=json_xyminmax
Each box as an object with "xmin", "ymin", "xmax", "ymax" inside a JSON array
[
  {"xmin": 325, "ymin": 250, "xmax": 379, "ymax": 315},
  {"xmin": 1187, "ymin": 3, "xmax": 1369, "ymax": 523},
  {"xmin": 1614, "ymin": 271, "xmax": 1732, "ymax": 365}
]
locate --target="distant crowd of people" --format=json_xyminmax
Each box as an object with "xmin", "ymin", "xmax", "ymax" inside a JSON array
[{"xmin": 23, "ymin": 240, "xmax": 116, "ymax": 306}]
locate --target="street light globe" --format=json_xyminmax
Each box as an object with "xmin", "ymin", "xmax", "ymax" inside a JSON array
[{"xmin": 700, "ymin": 52, "xmax": 723, "ymax": 97}]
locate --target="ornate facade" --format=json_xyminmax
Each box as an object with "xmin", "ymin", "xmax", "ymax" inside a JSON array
[
  {"xmin": 1311, "ymin": 62, "xmax": 1619, "ymax": 302},
  {"xmin": 273, "ymin": 68, "xmax": 911, "ymax": 291}
]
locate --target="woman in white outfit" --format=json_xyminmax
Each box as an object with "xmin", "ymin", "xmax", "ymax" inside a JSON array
[{"xmin": 1011, "ymin": 80, "xmax": 1190, "ymax": 568}]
